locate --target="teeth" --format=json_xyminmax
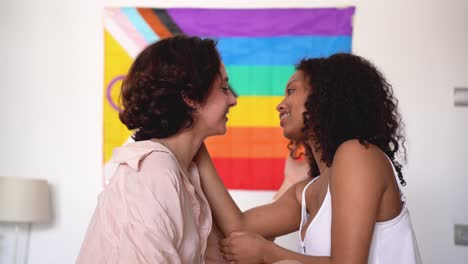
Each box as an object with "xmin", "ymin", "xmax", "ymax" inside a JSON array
[{"xmin": 280, "ymin": 113, "xmax": 290, "ymax": 120}]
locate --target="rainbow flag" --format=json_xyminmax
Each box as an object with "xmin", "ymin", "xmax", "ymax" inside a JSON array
[{"xmin": 103, "ymin": 7, "xmax": 355, "ymax": 190}]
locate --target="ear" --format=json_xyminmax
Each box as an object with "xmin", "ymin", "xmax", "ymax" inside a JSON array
[{"xmin": 182, "ymin": 94, "xmax": 199, "ymax": 109}]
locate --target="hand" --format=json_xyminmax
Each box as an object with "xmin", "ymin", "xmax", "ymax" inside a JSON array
[{"xmin": 220, "ymin": 231, "xmax": 269, "ymax": 264}]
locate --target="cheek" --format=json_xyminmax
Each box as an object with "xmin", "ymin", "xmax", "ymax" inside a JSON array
[
  {"xmin": 203, "ymin": 102, "xmax": 226, "ymax": 120},
  {"xmin": 293, "ymin": 105, "xmax": 305, "ymax": 122}
]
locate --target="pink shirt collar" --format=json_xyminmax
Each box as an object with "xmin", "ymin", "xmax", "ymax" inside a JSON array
[{"xmin": 111, "ymin": 140, "xmax": 170, "ymax": 171}]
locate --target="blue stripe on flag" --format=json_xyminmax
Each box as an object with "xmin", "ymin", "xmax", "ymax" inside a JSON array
[
  {"xmin": 122, "ymin": 8, "xmax": 159, "ymax": 43},
  {"xmin": 215, "ymin": 36, "xmax": 352, "ymax": 65}
]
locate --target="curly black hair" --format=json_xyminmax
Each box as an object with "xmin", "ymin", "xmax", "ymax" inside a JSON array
[
  {"xmin": 298, "ymin": 53, "xmax": 407, "ymax": 185},
  {"xmin": 119, "ymin": 35, "xmax": 221, "ymax": 141}
]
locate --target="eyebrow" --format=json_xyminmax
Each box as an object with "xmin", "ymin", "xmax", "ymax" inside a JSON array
[{"xmin": 286, "ymin": 79, "xmax": 298, "ymax": 89}]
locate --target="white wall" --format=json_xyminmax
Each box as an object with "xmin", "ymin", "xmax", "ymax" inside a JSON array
[{"xmin": 0, "ymin": 0, "xmax": 467, "ymax": 263}]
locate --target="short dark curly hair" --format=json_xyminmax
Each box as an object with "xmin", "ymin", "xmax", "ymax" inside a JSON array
[
  {"xmin": 119, "ymin": 35, "xmax": 221, "ymax": 141},
  {"xmin": 298, "ymin": 53, "xmax": 407, "ymax": 185}
]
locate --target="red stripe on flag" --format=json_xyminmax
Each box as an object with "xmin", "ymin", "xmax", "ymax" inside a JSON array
[{"xmin": 212, "ymin": 158, "xmax": 285, "ymax": 190}]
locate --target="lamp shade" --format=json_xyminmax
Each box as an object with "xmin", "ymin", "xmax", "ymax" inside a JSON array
[{"xmin": 0, "ymin": 177, "xmax": 51, "ymax": 223}]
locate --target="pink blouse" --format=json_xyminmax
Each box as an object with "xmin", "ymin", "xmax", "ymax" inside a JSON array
[{"xmin": 77, "ymin": 140, "xmax": 226, "ymax": 264}]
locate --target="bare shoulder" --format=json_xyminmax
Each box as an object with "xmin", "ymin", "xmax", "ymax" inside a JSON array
[
  {"xmin": 293, "ymin": 178, "xmax": 313, "ymax": 205},
  {"xmin": 331, "ymin": 139, "xmax": 390, "ymax": 189},
  {"xmin": 334, "ymin": 139, "xmax": 389, "ymax": 168}
]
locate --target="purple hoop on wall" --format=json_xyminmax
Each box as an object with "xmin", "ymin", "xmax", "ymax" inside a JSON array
[{"xmin": 106, "ymin": 75, "xmax": 126, "ymax": 112}]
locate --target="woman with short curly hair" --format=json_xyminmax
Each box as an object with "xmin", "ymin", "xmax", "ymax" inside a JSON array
[
  {"xmin": 77, "ymin": 35, "xmax": 237, "ymax": 263},
  {"xmin": 196, "ymin": 53, "xmax": 421, "ymax": 264}
]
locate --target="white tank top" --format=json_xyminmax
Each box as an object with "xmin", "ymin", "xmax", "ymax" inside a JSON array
[{"xmin": 298, "ymin": 158, "xmax": 422, "ymax": 263}]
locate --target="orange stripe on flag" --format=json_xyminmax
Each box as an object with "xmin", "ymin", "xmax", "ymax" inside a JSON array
[
  {"xmin": 137, "ymin": 8, "xmax": 172, "ymax": 38},
  {"xmin": 205, "ymin": 127, "xmax": 289, "ymax": 158}
]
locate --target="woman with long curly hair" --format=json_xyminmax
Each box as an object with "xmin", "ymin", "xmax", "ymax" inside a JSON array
[
  {"xmin": 195, "ymin": 53, "xmax": 421, "ymax": 263},
  {"xmin": 77, "ymin": 35, "xmax": 237, "ymax": 263}
]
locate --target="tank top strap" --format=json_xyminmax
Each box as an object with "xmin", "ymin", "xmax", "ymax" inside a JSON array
[
  {"xmin": 300, "ymin": 176, "xmax": 321, "ymax": 228},
  {"xmin": 385, "ymin": 155, "xmax": 406, "ymax": 203}
]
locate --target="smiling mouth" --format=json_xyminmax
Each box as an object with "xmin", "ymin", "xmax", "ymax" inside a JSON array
[{"xmin": 280, "ymin": 112, "xmax": 290, "ymax": 120}]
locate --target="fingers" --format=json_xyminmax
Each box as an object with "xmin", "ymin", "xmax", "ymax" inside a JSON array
[
  {"xmin": 220, "ymin": 238, "xmax": 236, "ymax": 262},
  {"xmin": 220, "ymin": 233, "xmax": 242, "ymax": 250},
  {"xmin": 221, "ymin": 244, "xmax": 236, "ymax": 262},
  {"xmin": 220, "ymin": 232, "xmax": 252, "ymax": 263},
  {"xmin": 221, "ymin": 231, "xmax": 246, "ymax": 246},
  {"xmin": 220, "ymin": 245, "xmax": 233, "ymax": 255},
  {"xmin": 220, "ymin": 237, "xmax": 230, "ymax": 247},
  {"xmin": 223, "ymin": 253, "xmax": 236, "ymax": 261}
]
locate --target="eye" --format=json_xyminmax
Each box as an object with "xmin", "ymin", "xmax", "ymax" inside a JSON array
[
  {"xmin": 222, "ymin": 87, "xmax": 229, "ymax": 94},
  {"xmin": 286, "ymin": 88, "xmax": 295, "ymax": 95}
]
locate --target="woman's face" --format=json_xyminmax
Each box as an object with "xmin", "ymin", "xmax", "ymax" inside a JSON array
[
  {"xmin": 276, "ymin": 70, "xmax": 310, "ymax": 141},
  {"xmin": 196, "ymin": 64, "xmax": 237, "ymax": 137}
]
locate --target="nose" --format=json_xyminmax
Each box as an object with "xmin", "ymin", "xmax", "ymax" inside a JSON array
[
  {"xmin": 228, "ymin": 90, "xmax": 237, "ymax": 107},
  {"xmin": 276, "ymin": 98, "xmax": 285, "ymax": 112}
]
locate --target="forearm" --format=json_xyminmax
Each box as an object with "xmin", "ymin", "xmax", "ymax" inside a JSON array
[
  {"xmin": 196, "ymin": 145, "xmax": 300, "ymax": 238},
  {"xmin": 195, "ymin": 145, "xmax": 245, "ymax": 236}
]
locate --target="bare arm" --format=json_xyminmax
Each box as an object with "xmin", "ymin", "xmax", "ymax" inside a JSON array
[
  {"xmin": 221, "ymin": 140, "xmax": 388, "ymax": 264},
  {"xmin": 328, "ymin": 140, "xmax": 386, "ymax": 263},
  {"xmin": 194, "ymin": 143, "xmax": 302, "ymax": 238},
  {"xmin": 221, "ymin": 232, "xmax": 330, "ymax": 264}
]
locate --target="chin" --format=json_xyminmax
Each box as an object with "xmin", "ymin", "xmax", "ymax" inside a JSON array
[
  {"xmin": 212, "ymin": 126, "xmax": 227, "ymax": 136},
  {"xmin": 282, "ymin": 131, "xmax": 294, "ymax": 140},
  {"xmin": 283, "ymin": 129, "xmax": 303, "ymax": 141}
]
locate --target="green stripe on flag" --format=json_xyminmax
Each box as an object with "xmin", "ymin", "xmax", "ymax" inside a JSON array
[{"xmin": 226, "ymin": 65, "xmax": 295, "ymax": 96}]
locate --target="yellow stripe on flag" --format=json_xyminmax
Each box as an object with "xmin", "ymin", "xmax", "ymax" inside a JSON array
[
  {"xmin": 227, "ymin": 96, "xmax": 283, "ymax": 127},
  {"xmin": 103, "ymin": 30, "xmax": 134, "ymax": 163}
]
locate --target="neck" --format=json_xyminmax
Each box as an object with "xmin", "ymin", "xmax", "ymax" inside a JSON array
[
  {"xmin": 308, "ymin": 141, "xmax": 329, "ymax": 176},
  {"xmin": 157, "ymin": 129, "xmax": 205, "ymax": 172}
]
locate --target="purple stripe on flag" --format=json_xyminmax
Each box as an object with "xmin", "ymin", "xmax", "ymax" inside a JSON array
[{"xmin": 166, "ymin": 7, "xmax": 355, "ymax": 37}]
